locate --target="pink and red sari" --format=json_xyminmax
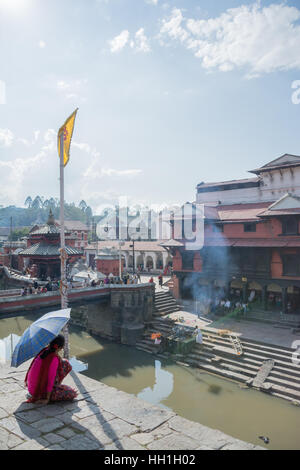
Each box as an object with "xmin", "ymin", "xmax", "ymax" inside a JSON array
[{"xmin": 25, "ymin": 349, "xmax": 77, "ymax": 403}]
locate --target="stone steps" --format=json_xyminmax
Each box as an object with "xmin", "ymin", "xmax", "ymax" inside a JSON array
[
  {"xmin": 193, "ymin": 346, "xmax": 300, "ymax": 386},
  {"xmin": 190, "ymin": 360, "xmax": 300, "ymax": 401},
  {"xmin": 154, "ymin": 306, "xmax": 181, "ymax": 313},
  {"xmin": 188, "ymin": 336, "xmax": 300, "ymax": 402},
  {"xmin": 200, "ymin": 342, "xmax": 300, "ymax": 376},
  {"xmin": 153, "ymin": 291, "xmax": 182, "ymax": 317},
  {"xmin": 195, "ymin": 361, "xmax": 251, "ymax": 384},
  {"xmin": 200, "ymin": 334, "xmax": 299, "ymax": 369}
]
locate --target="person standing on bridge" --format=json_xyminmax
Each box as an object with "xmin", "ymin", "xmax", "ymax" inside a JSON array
[{"xmin": 24, "ymin": 335, "xmax": 77, "ymax": 404}]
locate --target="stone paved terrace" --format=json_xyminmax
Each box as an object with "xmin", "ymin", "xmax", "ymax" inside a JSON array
[{"xmin": 0, "ymin": 362, "xmax": 264, "ymax": 451}]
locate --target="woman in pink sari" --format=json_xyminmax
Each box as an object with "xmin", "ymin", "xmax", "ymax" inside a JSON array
[{"xmin": 25, "ymin": 335, "xmax": 77, "ymax": 404}]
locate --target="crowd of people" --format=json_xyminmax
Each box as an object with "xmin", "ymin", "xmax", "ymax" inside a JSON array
[
  {"xmin": 21, "ymin": 280, "xmax": 60, "ymax": 296},
  {"xmin": 20, "ymin": 271, "xmax": 164, "ymax": 296},
  {"xmin": 195, "ymin": 288, "xmax": 251, "ymax": 318}
]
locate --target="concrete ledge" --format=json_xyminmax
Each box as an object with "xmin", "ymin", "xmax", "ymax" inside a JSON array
[
  {"xmin": 0, "ymin": 284, "xmax": 154, "ymax": 315},
  {"xmin": 0, "ymin": 362, "xmax": 264, "ymax": 450}
]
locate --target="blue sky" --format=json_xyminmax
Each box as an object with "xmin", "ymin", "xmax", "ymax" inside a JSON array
[{"xmin": 1, "ymin": 0, "xmax": 300, "ymax": 214}]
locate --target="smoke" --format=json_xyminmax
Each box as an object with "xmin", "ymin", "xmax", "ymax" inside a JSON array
[{"xmin": 182, "ymin": 224, "xmax": 235, "ymax": 312}]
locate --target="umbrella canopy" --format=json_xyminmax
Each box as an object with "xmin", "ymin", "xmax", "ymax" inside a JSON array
[{"xmin": 11, "ymin": 308, "xmax": 71, "ymax": 368}]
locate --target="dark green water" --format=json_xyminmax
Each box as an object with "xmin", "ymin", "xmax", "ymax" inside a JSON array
[{"xmin": 1, "ymin": 311, "xmax": 300, "ymax": 450}]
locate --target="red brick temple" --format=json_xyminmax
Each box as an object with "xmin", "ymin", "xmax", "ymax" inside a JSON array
[
  {"xmin": 95, "ymin": 247, "xmax": 124, "ymax": 277},
  {"xmin": 18, "ymin": 210, "xmax": 83, "ymax": 280},
  {"xmin": 163, "ymin": 154, "xmax": 300, "ymax": 315}
]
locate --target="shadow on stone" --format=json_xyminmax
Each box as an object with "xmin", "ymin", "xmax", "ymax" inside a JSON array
[
  {"xmin": 11, "ymin": 373, "xmax": 124, "ymax": 450},
  {"xmin": 69, "ymin": 370, "xmax": 124, "ymax": 450}
]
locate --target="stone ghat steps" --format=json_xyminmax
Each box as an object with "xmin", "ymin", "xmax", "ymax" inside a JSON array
[
  {"xmin": 136, "ymin": 344, "xmax": 156, "ymax": 354},
  {"xmin": 201, "ymin": 332, "xmax": 299, "ymax": 368},
  {"xmin": 199, "ymin": 341, "xmax": 300, "ymax": 376},
  {"xmin": 154, "ymin": 295, "xmax": 179, "ymax": 304},
  {"xmin": 202, "ymin": 330, "xmax": 295, "ymax": 355},
  {"xmin": 186, "ymin": 359, "xmax": 251, "ymax": 384},
  {"xmin": 188, "ymin": 352, "xmax": 300, "ymax": 393},
  {"xmin": 186, "ymin": 356, "xmax": 300, "ymax": 401},
  {"xmin": 135, "ymin": 317, "xmax": 175, "ymax": 354},
  {"xmin": 153, "ymin": 291, "xmax": 182, "ymax": 317},
  {"xmin": 197, "ymin": 363, "xmax": 300, "ymax": 401},
  {"xmin": 189, "ymin": 338, "xmax": 300, "ymax": 402},
  {"xmin": 191, "ymin": 347, "xmax": 300, "ymax": 385},
  {"xmin": 154, "ymin": 306, "xmax": 181, "ymax": 315}
]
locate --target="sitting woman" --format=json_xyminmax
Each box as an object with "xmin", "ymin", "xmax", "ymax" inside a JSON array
[{"xmin": 24, "ymin": 335, "xmax": 77, "ymax": 405}]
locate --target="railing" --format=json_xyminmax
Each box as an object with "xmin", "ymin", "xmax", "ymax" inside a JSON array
[{"xmin": 0, "ymin": 289, "xmax": 22, "ymax": 298}]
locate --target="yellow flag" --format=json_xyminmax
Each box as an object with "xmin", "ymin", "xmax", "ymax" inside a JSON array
[{"xmin": 58, "ymin": 108, "xmax": 78, "ymax": 166}]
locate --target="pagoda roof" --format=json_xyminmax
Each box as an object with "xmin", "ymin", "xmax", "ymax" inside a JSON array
[
  {"xmin": 19, "ymin": 243, "xmax": 83, "ymax": 257},
  {"xmin": 29, "ymin": 209, "xmax": 68, "ymax": 236},
  {"xmin": 30, "ymin": 225, "xmax": 61, "ymax": 236}
]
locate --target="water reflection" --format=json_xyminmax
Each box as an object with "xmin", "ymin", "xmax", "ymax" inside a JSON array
[
  {"xmin": 0, "ymin": 333, "xmax": 21, "ymax": 363},
  {"xmin": 69, "ymin": 357, "xmax": 88, "ymax": 373},
  {"xmin": 137, "ymin": 360, "xmax": 174, "ymax": 409}
]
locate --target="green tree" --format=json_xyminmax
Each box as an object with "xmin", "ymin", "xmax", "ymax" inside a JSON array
[
  {"xmin": 8, "ymin": 227, "xmax": 30, "ymax": 241},
  {"xmin": 32, "ymin": 196, "xmax": 43, "ymax": 210},
  {"xmin": 79, "ymin": 200, "xmax": 87, "ymax": 212},
  {"xmin": 24, "ymin": 196, "xmax": 32, "ymax": 208}
]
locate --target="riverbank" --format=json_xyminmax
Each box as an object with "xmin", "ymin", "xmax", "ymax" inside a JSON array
[{"xmin": 0, "ymin": 362, "xmax": 264, "ymax": 450}]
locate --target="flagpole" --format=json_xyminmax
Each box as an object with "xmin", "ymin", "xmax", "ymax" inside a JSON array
[{"xmin": 60, "ymin": 131, "xmax": 69, "ymax": 359}]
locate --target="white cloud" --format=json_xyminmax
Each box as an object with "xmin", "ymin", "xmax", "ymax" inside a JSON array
[
  {"xmin": 109, "ymin": 30, "xmax": 130, "ymax": 53},
  {"xmin": 110, "ymin": 28, "xmax": 151, "ymax": 54},
  {"xmin": 83, "ymin": 153, "xmax": 142, "ymax": 180},
  {"xmin": 0, "ymin": 129, "xmax": 14, "ymax": 147},
  {"xmin": 146, "ymin": 0, "xmax": 158, "ymax": 5},
  {"xmin": 73, "ymin": 142, "xmax": 91, "ymax": 154},
  {"xmin": 18, "ymin": 130, "xmax": 40, "ymax": 147},
  {"xmin": 160, "ymin": 8, "xmax": 189, "ymax": 43},
  {"xmin": 0, "ymin": 126, "xmax": 143, "ymax": 210},
  {"xmin": 159, "ymin": 3, "xmax": 300, "ymax": 76},
  {"xmin": 0, "ymin": 130, "xmax": 57, "ymax": 204},
  {"xmin": 56, "ymin": 79, "xmax": 88, "ymax": 101},
  {"xmin": 130, "ymin": 28, "xmax": 151, "ymax": 53}
]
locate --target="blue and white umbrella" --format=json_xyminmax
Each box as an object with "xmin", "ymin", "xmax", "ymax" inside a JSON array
[{"xmin": 11, "ymin": 308, "xmax": 71, "ymax": 368}]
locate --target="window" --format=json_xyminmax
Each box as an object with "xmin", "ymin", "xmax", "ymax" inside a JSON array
[
  {"xmin": 282, "ymin": 218, "xmax": 298, "ymax": 235},
  {"xmin": 244, "ymin": 223, "xmax": 256, "ymax": 233},
  {"xmin": 182, "ymin": 252, "xmax": 194, "ymax": 270},
  {"xmin": 282, "ymin": 255, "xmax": 298, "ymax": 276}
]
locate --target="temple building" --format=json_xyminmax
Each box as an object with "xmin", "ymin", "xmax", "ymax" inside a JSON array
[
  {"xmin": 18, "ymin": 210, "xmax": 83, "ymax": 280},
  {"xmin": 55, "ymin": 219, "xmax": 89, "ymax": 250},
  {"xmin": 95, "ymin": 247, "xmax": 123, "ymax": 277},
  {"xmin": 85, "ymin": 240, "xmax": 172, "ymax": 273},
  {"xmin": 164, "ymin": 154, "xmax": 300, "ymax": 315}
]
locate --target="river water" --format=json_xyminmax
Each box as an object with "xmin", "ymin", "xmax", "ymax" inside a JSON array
[{"xmin": 1, "ymin": 311, "xmax": 300, "ymax": 450}]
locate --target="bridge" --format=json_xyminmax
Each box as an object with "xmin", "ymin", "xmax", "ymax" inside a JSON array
[{"xmin": 0, "ymin": 283, "xmax": 155, "ymax": 346}]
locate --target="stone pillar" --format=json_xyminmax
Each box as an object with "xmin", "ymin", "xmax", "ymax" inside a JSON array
[
  {"xmin": 162, "ymin": 252, "xmax": 168, "ymax": 271},
  {"xmin": 262, "ymin": 285, "xmax": 268, "ymax": 310},
  {"xmin": 242, "ymin": 282, "xmax": 248, "ymax": 303},
  {"xmin": 282, "ymin": 287, "xmax": 288, "ymax": 314},
  {"xmin": 142, "ymin": 253, "xmax": 146, "ymax": 270},
  {"xmin": 124, "ymin": 252, "xmax": 129, "ymax": 270}
]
